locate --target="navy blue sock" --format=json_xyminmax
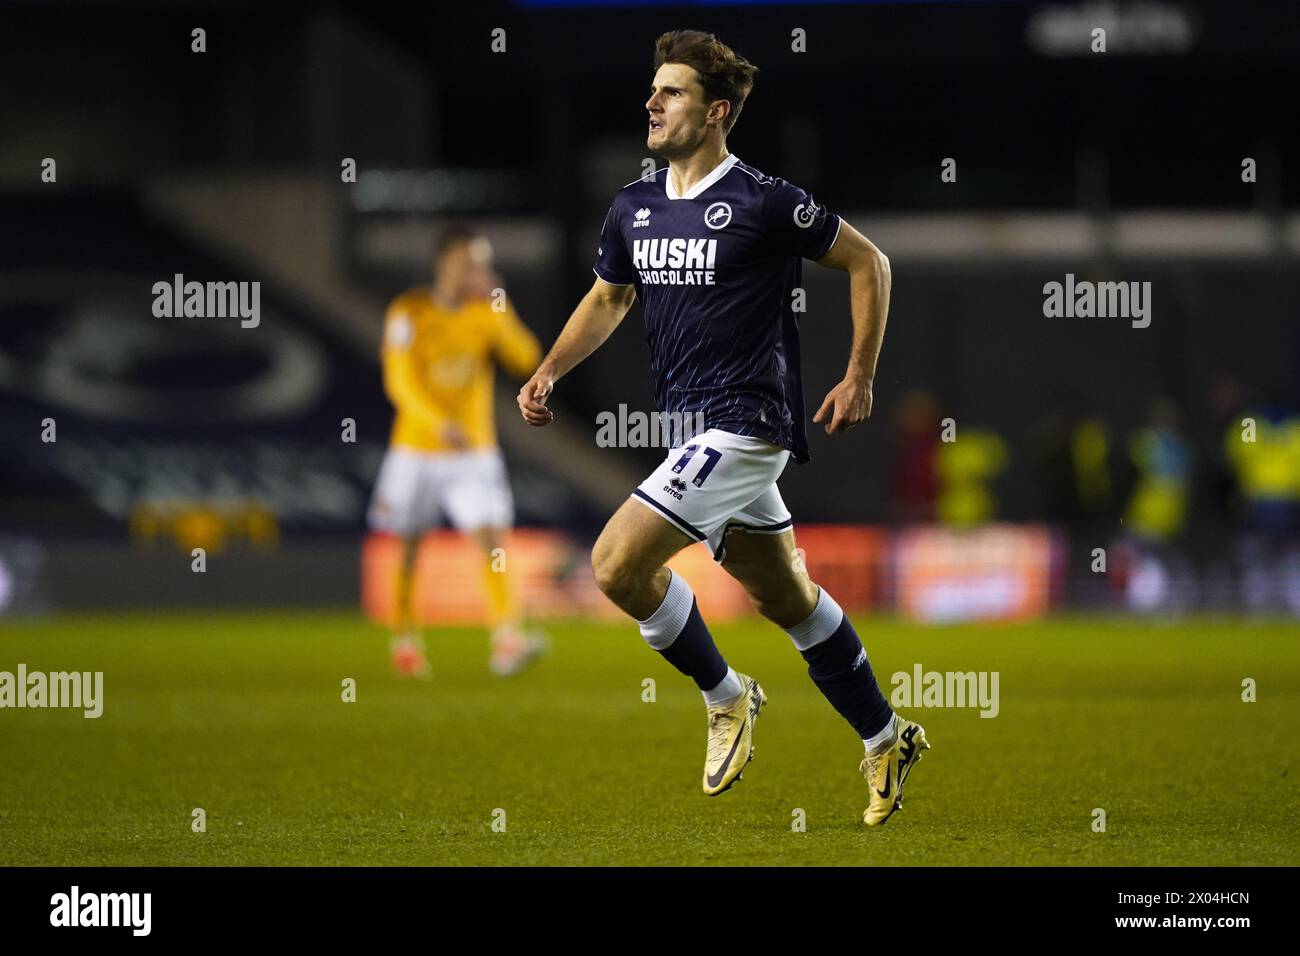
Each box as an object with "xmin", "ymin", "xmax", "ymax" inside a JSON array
[
  {"xmin": 800, "ymin": 613, "xmax": 893, "ymax": 739},
  {"xmin": 657, "ymin": 598, "xmax": 729, "ymax": 692}
]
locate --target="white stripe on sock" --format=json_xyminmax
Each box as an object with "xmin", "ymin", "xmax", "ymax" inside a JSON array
[
  {"xmin": 783, "ymin": 586, "xmax": 844, "ymax": 651},
  {"xmin": 637, "ymin": 569, "xmax": 695, "ymax": 650},
  {"xmin": 703, "ymin": 667, "xmax": 743, "ymax": 706},
  {"xmin": 864, "ymin": 714, "xmax": 898, "ymax": 754}
]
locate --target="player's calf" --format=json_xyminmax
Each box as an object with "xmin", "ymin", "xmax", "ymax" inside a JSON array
[
  {"xmin": 722, "ymin": 534, "xmax": 930, "ymax": 821},
  {"xmin": 720, "ymin": 532, "xmax": 895, "ymax": 747},
  {"xmin": 787, "ymin": 588, "xmax": 932, "ymax": 823},
  {"xmin": 786, "ymin": 587, "xmax": 895, "ymax": 746},
  {"xmin": 639, "ymin": 573, "xmax": 762, "ymax": 794}
]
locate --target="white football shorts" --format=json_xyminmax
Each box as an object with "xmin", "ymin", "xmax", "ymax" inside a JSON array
[
  {"xmin": 367, "ymin": 446, "xmax": 514, "ymax": 536},
  {"xmin": 631, "ymin": 428, "xmax": 793, "ymax": 562}
]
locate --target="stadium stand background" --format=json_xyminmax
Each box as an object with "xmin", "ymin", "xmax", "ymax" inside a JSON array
[{"xmin": 1, "ymin": 0, "xmax": 1297, "ymax": 617}]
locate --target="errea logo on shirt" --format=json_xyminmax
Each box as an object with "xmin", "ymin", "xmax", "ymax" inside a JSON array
[{"xmin": 633, "ymin": 207, "xmax": 652, "ymax": 228}]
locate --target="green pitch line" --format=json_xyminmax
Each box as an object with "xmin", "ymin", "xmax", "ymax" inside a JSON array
[{"xmin": 0, "ymin": 610, "xmax": 1296, "ymax": 866}]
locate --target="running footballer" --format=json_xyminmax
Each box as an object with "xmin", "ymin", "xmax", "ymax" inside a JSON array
[{"xmin": 518, "ymin": 30, "xmax": 928, "ymax": 825}]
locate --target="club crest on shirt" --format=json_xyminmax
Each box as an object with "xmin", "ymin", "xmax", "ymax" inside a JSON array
[{"xmin": 704, "ymin": 202, "xmax": 732, "ymax": 230}]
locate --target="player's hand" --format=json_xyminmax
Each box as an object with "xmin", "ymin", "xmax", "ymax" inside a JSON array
[
  {"xmin": 442, "ymin": 422, "xmax": 470, "ymax": 450},
  {"xmin": 518, "ymin": 371, "xmax": 556, "ymax": 426},
  {"xmin": 812, "ymin": 376, "xmax": 873, "ymax": 435}
]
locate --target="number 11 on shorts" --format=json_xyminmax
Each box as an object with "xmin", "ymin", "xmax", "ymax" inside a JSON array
[{"xmin": 671, "ymin": 445, "xmax": 723, "ymax": 487}]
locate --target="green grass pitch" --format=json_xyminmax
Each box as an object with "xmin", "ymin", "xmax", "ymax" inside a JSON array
[{"xmin": 1, "ymin": 610, "xmax": 1297, "ymax": 866}]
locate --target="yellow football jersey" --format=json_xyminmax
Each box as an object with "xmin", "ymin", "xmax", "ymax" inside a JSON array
[{"xmin": 381, "ymin": 288, "xmax": 542, "ymax": 453}]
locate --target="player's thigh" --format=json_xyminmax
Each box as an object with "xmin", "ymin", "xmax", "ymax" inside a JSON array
[
  {"xmin": 591, "ymin": 495, "xmax": 695, "ymax": 590},
  {"xmin": 719, "ymin": 526, "xmax": 803, "ymax": 593},
  {"xmin": 441, "ymin": 450, "xmax": 514, "ymax": 536},
  {"xmin": 719, "ymin": 527, "xmax": 817, "ymax": 626},
  {"xmin": 368, "ymin": 448, "xmax": 440, "ymax": 536},
  {"xmin": 467, "ymin": 526, "xmax": 507, "ymax": 555}
]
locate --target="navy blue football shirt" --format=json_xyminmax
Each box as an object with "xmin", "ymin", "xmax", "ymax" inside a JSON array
[{"xmin": 593, "ymin": 153, "xmax": 841, "ymax": 464}]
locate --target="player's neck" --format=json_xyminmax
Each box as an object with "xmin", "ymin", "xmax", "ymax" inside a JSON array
[
  {"xmin": 667, "ymin": 143, "xmax": 731, "ymax": 198},
  {"xmin": 430, "ymin": 284, "xmax": 463, "ymax": 312}
]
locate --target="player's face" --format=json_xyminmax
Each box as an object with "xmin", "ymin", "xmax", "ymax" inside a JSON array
[
  {"xmin": 434, "ymin": 237, "xmax": 494, "ymax": 301},
  {"xmin": 463, "ymin": 238, "xmax": 497, "ymax": 300},
  {"xmin": 646, "ymin": 63, "xmax": 714, "ymax": 157}
]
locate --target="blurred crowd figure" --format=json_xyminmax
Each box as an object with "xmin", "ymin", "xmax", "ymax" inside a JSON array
[
  {"xmin": 888, "ymin": 390, "xmax": 1008, "ymax": 529},
  {"xmin": 1029, "ymin": 390, "xmax": 1112, "ymax": 606},
  {"xmin": 888, "ymin": 390, "xmax": 941, "ymax": 524},
  {"xmin": 1224, "ymin": 387, "xmax": 1300, "ymax": 616},
  {"xmin": 884, "ymin": 377, "xmax": 1300, "ymax": 616},
  {"xmin": 1116, "ymin": 397, "xmax": 1195, "ymax": 613}
]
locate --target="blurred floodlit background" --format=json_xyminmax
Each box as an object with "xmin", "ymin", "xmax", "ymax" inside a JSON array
[{"xmin": 1, "ymin": 0, "xmax": 1298, "ymax": 625}]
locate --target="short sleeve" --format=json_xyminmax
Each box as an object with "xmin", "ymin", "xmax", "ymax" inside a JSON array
[
  {"xmin": 593, "ymin": 201, "xmax": 636, "ymax": 286},
  {"xmin": 381, "ymin": 297, "xmax": 415, "ymax": 353},
  {"xmin": 762, "ymin": 178, "xmax": 842, "ymax": 261}
]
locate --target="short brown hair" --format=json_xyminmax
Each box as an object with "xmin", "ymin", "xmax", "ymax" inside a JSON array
[{"xmin": 653, "ymin": 31, "xmax": 758, "ymax": 136}]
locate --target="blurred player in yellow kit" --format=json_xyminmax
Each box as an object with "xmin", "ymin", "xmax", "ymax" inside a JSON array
[{"xmin": 368, "ymin": 224, "xmax": 548, "ymax": 677}]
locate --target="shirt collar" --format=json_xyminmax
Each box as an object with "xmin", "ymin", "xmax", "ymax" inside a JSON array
[{"xmin": 665, "ymin": 153, "xmax": 739, "ymax": 201}]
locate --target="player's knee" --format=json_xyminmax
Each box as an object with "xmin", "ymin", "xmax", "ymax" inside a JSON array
[
  {"xmin": 731, "ymin": 563, "xmax": 816, "ymax": 627},
  {"xmin": 591, "ymin": 543, "xmax": 641, "ymax": 603},
  {"xmin": 471, "ymin": 527, "xmax": 504, "ymax": 554},
  {"xmin": 759, "ymin": 590, "xmax": 818, "ymax": 628},
  {"xmin": 751, "ymin": 589, "xmax": 811, "ymax": 628}
]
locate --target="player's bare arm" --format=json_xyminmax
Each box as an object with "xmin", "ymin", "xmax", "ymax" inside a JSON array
[
  {"xmin": 517, "ymin": 276, "xmax": 636, "ymax": 426},
  {"xmin": 811, "ymin": 220, "xmax": 892, "ymax": 435}
]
